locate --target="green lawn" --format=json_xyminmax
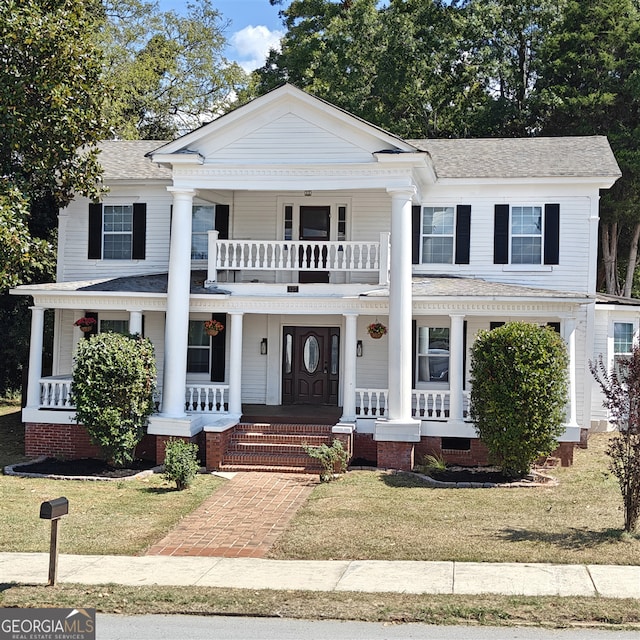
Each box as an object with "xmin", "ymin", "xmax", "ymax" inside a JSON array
[{"xmin": 268, "ymin": 433, "xmax": 639, "ymax": 565}]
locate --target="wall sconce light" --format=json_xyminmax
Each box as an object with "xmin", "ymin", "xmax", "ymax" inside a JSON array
[
  {"xmin": 356, "ymin": 340, "xmax": 363, "ymax": 357},
  {"xmin": 260, "ymin": 338, "xmax": 268, "ymax": 355}
]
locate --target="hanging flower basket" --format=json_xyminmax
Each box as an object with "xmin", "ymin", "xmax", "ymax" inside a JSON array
[
  {"xmin": 367, "ymin": 322, "xmax": 387, "ymax": 339},
  {"xmin": 74, "ymin": 317, "xmax": 96, "ymax": 333},
  {"xmin": 204, "ymin": 319, "xmax": 224, "ymax": 336}
]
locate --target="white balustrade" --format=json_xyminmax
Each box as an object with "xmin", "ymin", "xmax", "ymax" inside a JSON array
[
  {"xmin": 39, "ymin": 378, "xmax": 73, "ymax": 409},
  {"xmin": 355, "ymin": 388, "xmax": 456, "ymax": 420},
  {"xmin": 215, "ymin": 239, "xmax": 382, "ymax": 272},
  {"xmin": 185, "ymin": 384, "xmax": 229, "ymax": 413}
]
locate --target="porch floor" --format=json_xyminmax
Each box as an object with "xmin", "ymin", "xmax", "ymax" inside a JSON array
[
  {"xmin": 241, "ymin": 404, "xmax": 343, "ymax": 425},
  {"xmin": 146, "ymin": 472, "xmax": 316, "ymax": 557}
]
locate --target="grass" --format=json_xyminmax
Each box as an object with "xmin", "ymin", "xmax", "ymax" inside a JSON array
[
  {"xmin": 269, "ymin": 433, "xmax": 640, "ymax": 565},
  {"xmin": 0, "ymin": 400, "xmax": 28, "ymax": 468},
  {"xmin": 1, "ymin": 585, "xmax": 640, "ymax": 630},
  {"xmin": 0, "ymin": 404, "xmax": 225, "ymax": 555}
]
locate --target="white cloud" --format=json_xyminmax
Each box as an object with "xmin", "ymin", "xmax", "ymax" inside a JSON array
[{"xmin": 231, "ymin": 25, "xmax": 284, "ymax": 72}]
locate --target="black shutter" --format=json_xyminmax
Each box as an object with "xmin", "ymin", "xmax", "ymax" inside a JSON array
[
  {"xmin": 84, "ymin": 311, "xmax": 98, "ymax": 338},
  {"xmin": 132, "ymin": 203, "xmax": 146, "ymax": 260},
  {"xmin": 493, "ymin": 204, "xmax": 510, "ymax": 264},
  {"xmin": 210, "ymin": 313, "xmax": 227, "ymax": 382},
  {"xmin": 88, "ymin": 203, "xmax": 102, "ymax": 259},
  {"xmin": 455, "ymin": 205, "xmax": 471, "ymax": 264},
  {"xmin": 462, "ymin": 320, "xmax": 467, "ymax": 391},
  {"xmin": 544, "ymin": 203, "xmax": 560, "ymax": 265},
  {"xmin": 412, "ymin": 319, "xmax": 417, "ymax": 387},
  {"xmin": 412, "ymin": 205, "xmax": 421, "ymax": 264},
  {"xmin": 215, "ymin": 204, "xmax": 230, "ymax": 240}
]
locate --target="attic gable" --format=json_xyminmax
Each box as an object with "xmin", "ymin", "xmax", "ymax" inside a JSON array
[{"xmin": 152, "ymin": 84, "xmax": 417, "ymax": 167}]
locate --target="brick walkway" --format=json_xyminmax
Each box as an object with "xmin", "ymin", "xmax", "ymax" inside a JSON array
[{"xmin": 145, "ymin": 472, "xmax": 317, "ymax": 558}]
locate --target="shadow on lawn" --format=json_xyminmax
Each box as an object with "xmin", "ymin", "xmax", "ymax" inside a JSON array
[
  {"xmin": 497, "ymin": 527, "xmax": 625, "ymax": 550},
  {"xmin": 379, "ymin": 472, "xmax": 431, "ymax": 488}
]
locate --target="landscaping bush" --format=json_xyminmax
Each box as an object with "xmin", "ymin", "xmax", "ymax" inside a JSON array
[
  {"xmin": 591, "ymin": 350, "xmax": 640, "ymax": 533},
  {"xmin": 163, "ymin": 438, "xmax": 201, "ymax": 490},
  {"xmin": 303, "ymin": 439, "xmax": 349, "ymax": 482},
  {"xmin": 469, "ymin": 322, "xmax": 568, "ymax": 477},
  {"xmin": 72, "ymin": 332, "xmax": 156, "ymax": 467}
]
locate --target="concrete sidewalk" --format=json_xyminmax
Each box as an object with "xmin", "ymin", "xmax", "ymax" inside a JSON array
[{"xmin": 2, "ymin": 553, "xmax": 639, "ymax": 599}]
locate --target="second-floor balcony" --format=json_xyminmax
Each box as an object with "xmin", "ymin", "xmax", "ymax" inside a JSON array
[{"xmin": 205, "ymin": 231, "xmax": 390, "ymax": 285}]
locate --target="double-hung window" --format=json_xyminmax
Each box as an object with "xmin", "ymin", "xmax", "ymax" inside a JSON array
[
  {"xmin": 422, "ymin": 207, "xmax": 455, "ymax": 264},
  {"xmin": 187, "ymin": 320, "xmax": 210, "ymax": 374},
  {"xmin": 191, "ymin": 205, "xmax": 215, "ymax": 260},
  {"xmin": 417, "ymin": 327, "xmax": 450, "ymax": 383},
  {"xmin": 103, "ymin": 205, "xmax": 133, "ymax": 260},
  {"xmin": 614, "ymin": 322, "xmax": 635, "ymax": 373},
  {"xmin": 511, "ymin": 206, "xmax": 542, "ymax": 264}
]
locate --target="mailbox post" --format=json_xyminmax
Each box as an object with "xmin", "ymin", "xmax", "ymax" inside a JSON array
[{"xmin": 39, "ymin": 497, "xmax": 69, "ymax": 586}]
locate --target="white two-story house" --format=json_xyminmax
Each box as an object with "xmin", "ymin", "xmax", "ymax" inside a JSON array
[{"xmin": 13, "ymin": 84, "xmax": 625, "ymax": 471}]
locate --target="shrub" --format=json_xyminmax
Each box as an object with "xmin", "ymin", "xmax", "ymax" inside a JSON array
[
  {"xmin": 163, "ymin": 438, "xmax": 201, "ymax": 490},
  {"xmin": 469, "ymin": 322, "xmax": 568, "ymax": 478},
  {"xmin": 303, "ymin": 439, "xmax": 349, "ymax": 482},
  {"xmin": 72, "ymin": 332, "xmax": 156, "ymax": 467},
  {"xmin": 590, "ymin": 350, "xmax": 640, "ymax": 532}
]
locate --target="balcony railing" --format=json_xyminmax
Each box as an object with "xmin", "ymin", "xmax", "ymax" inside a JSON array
[
  {"xmin": 207, "ymin": 231, "xmax": 390, "ymax": 285},
  {"xmin": 355, "ymin": 388, "xmax": 469, "ymax": 420}
]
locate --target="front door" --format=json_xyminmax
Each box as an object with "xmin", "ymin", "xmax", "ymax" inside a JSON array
[
  {"xmin": 299, "ymin": 206, "xmax": 330, "ymax": 283},
  {"xmin": 282, "ymin": 326, "xmax": 339, "ymax": 405}
]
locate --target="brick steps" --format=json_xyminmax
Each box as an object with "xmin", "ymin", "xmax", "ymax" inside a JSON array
[{"xmin": 219, "ymin": 422, "xmax": 333, "ymax": 474}]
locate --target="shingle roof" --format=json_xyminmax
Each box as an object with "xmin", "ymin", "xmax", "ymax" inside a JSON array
[
  {"xmin": 363, "ymin": 276, "xmax": 590, "ymax": 300},
  {"xmin": 407, "ymin": 136, "xmax": 621, "ymax": 179},
  {"xmin": 97, "ymin": 140, "xmax": 170, "ymax": 181}
]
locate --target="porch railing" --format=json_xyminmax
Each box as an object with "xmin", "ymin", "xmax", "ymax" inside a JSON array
[
  {"xmin": 207, "ymin": 231, "xmax": 390, "ymax": 284},
  {"xmin": 355, "ymin": 388, "xmax": 466, "ymax": 420},
  {"xmin": 36, "ymin": 378, "xmax": 229, "ymax": 415}
]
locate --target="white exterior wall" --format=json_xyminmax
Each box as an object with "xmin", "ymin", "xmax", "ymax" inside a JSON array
[{"xmin": 415, "ymin": 184, "xmax": 598, "ymax": 294}]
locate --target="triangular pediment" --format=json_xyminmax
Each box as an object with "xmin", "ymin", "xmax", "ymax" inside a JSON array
[{"xmin": 152, "ymin": 84, "xmax": 417, "ymax": 167}]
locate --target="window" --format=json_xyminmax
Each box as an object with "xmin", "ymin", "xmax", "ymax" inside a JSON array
[
  {"xmin": 100, "ymin": 319, "xmax": 129, "ymax": 334},
  {"xmin": 103, "ymin": 205, "xmax": 133, "ymax": 259},
  {"xmin": 191, "ymin": 205, "xmax": 215, "ymax": 260},
  {"xmin": 417, "ymin": 327, "xmax": 450, "ymax": 383},
  {"xmin": 511, "ymin": 206, "xmax": 542, "ymax": 264},
  {"xmin": 187, "ymin": 321, "xmax": 210, "ymax": 374},
  {"xmin": 614, "ymin": 322, "xmax": 634, "ymax": 372},
  {"xmin": 494, "ymin": 203, "xmax": 559, "ymax": 265},
  {"xmin": 422, "ymin": 206, "xmax": 454, "ymax": 263},
  {"xmin": 88, "ymin": 202, "xmax": 146, "ymax": 260}
]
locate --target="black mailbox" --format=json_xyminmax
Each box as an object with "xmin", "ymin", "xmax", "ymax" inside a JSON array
[{"xmin": 40, "ymin": 497, "xmax": 69, "ymax": 520}]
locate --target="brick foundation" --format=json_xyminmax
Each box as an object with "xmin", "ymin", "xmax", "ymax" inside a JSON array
[
  {"xmin": 353, "ymin": 432, "xmax": 378, "ymax": 465},
  {"xmin": 205, "ymin": 427, "xmax": 235, "ymax": 471},
  {"xmin": 376, "ymin": 441, "xmax": 415, "ymax": 470},
  {"xmin": 415, "ymin": 436, "xmax": 491, "ymax": 467}
]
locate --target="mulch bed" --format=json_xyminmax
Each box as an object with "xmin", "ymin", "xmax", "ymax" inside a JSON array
[
  {"xmin": 427, "ymin": 467, "xmax": 519, "ymax": 484},
  {"xmin": 12, "ymin": 457, "xmax": 157, "ymax": 479}
]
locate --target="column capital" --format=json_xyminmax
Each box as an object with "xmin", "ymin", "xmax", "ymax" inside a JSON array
[
  {"xmin": 386, "ymin": 185, "xmax": 416, "ymax": 200},
  {"xmin": 167, "ymin": 187, "xmax": 197, "ymax": 197}
]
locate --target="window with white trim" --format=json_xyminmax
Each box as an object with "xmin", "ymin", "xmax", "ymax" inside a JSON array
[
  {"xmin": 421, "ymin": 206, "xmax": 454, "ymax": 264},
  {"xmin": 614, "ymin": 322, "xmax": 634, "ymax": 372},
  {"xmin": 417, "ymin": 326, "xmax": 450, "ymax": 383},
  {"xmin": 191, "ymin": 205, "xmax": 215, "ymax": 260},
  {"xmin": 511, "ymin": 205, "xmax": 542, "ymax": 264},
  {"xmin": 103, "ymin": 205, "xmax": 133, "ymax": 259},
  {"xmin": 100, "ymin": 319, "xmax": 129, "ymax": 334},
  {"xmin": 187, "ymin": 320, "xmax": 210, "ymax": 374}
]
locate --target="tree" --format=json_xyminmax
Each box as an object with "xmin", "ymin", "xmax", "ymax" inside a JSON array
[
  {"xmin": 590, "ymin": 350, "xmax": 640, "ymax": 533},
  {"xmin": 536, "ymin": 0, "xmax": 640, "ymax": 296},
  {"xmin": 469, "ymin": 322, "xmax": 568, "ymax": 477},
  {"xmin": 72, "ymin": 332, "xmax": 156, "ymax": 467},
  {"xmin": 101, "ymin": 0, "xmax": 247, "ymax": 138}
]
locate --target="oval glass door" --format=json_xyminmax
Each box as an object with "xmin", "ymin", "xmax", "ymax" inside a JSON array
[{"xmin": 303, "ymin": 336, "xmax": 320, "ymax": 373}]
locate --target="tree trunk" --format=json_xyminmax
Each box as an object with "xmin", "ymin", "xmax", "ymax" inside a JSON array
[
  {"xmin": 601, "ymin": 222, "xmax": 620, "ymax": 295},
  {"xmin": 622, "ymin": 222, "xmax": 640, "ymax": 298}
]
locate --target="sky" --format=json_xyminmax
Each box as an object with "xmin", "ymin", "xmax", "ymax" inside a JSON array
[{"xmin": 157, "ymin": 0, "xmax": 285, "ymax": 72}]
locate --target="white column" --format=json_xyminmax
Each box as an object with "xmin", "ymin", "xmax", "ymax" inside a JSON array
[
  {"xmin": 129, "ymin": 310, "xmax": 143, "ymax": 336},
  {"xmin": 341, "ymin": 312, "xmax": 358, "ymax": 422},
  {"xmin": 448, "ymin": 313, "xmax": 465, "ymax": 423},
  {"xmin": 564, "ymin": 319, "xmax": 578, "ymax": 426},
  {"xmin": 26, "ymin": 306, "xmax": 46, "ymax": 409},
  {"xmin": 386, "ymin": 186, "xmax": 417, "ymax": 422},
  {"xmin": 228, "ymin": 312, "xmax": 244, "ymax": 415},
  {"xmin": 161, "ymin": 188, "xmax": 195, "ymax": 418}
]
